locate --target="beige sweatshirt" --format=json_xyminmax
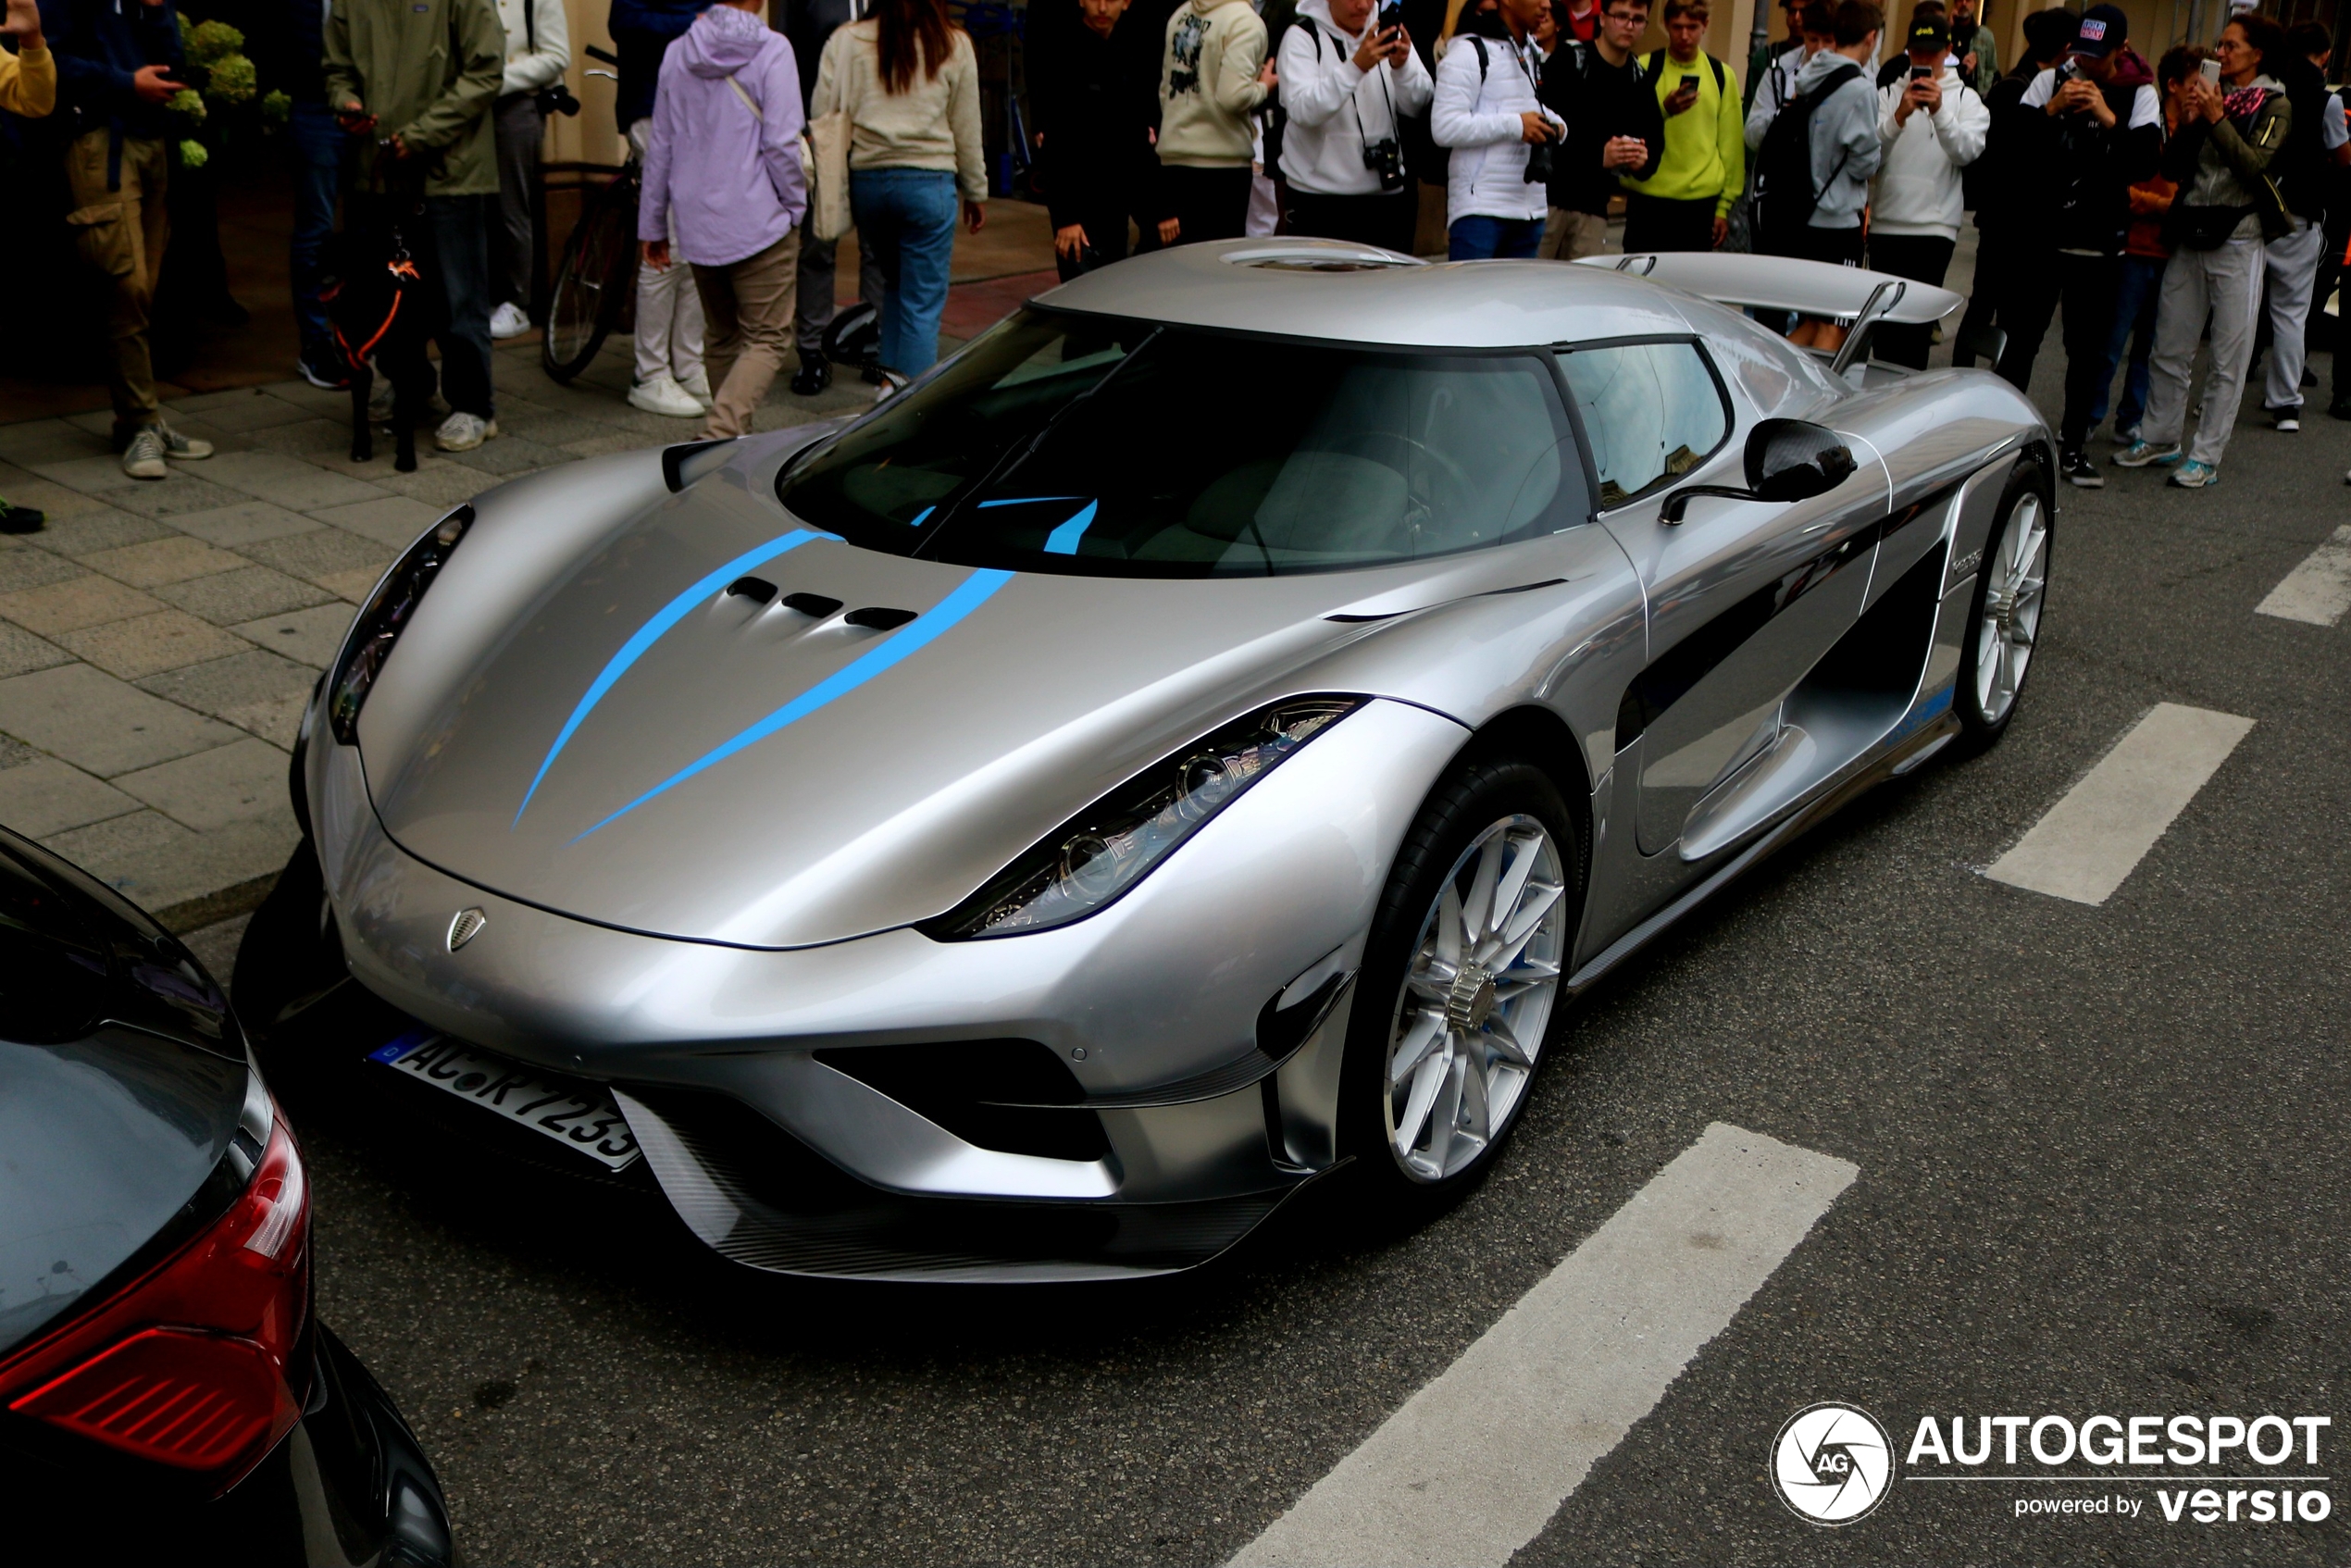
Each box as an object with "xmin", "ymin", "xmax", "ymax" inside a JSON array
[
  {"xmin": 812, "ymin": 20, "xmax": 989, "ymax": 203},
  {"xmin": 1157, "ymin": 0, "xmax": 1268, "ymax": 167}
]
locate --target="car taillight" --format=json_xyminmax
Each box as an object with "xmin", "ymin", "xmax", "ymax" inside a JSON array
[{"xmin": 0, "ymin": 1111, "xmax": 311, "ymax": 1490}]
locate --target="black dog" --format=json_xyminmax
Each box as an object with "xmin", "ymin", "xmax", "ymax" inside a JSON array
[{"xmin": 318, "ymin": 173, "xmax": 442, "ymax": 472}]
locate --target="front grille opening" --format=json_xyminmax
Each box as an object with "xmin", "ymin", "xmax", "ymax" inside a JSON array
[{"xmin": 815, "ymin": 1039, "xmax": 1109, "ymax": 1163}]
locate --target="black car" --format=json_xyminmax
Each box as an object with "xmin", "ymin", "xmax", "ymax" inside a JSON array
[{"xmin": 0, "ymin": 826, "xmax": 454, "ymax": 1562}]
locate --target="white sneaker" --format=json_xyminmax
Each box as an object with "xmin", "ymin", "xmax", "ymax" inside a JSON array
[
  {"xmin": 121, "ymin": 428, "xmax": 168, "ymax": 480},
  {"xmin": 630, "ymin": 374, "xmax": 705, "ymax": 418},
  {"xmin": 677, "ymin": 366, "xmax": 713, "ymax": 405},
  {"xmin": 435, "ymin": 412, "xmax": 498, "ymax": 452},
  {"xmin": 489, "ymin": 301, "xmax": 532, "ymax": 340}
]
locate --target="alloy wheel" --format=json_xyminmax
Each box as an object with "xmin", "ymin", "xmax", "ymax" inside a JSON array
[
  {"xmin": 1974, "ymin": 492, "xmax": 2046, "ymax": 726},
  {"xmin": 1383, "ymin": 815, "xmax": 1569, "ymax": 1184}
]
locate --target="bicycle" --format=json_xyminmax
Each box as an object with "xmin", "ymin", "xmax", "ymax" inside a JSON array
[{"xmin": 541, "ymin": 44, "xmax": 641, "ymax": 384}]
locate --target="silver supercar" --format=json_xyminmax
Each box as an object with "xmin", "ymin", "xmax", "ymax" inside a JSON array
[{"xmin": 243, "ymin": 240, "xmax": 2055, "ymax": 1282}]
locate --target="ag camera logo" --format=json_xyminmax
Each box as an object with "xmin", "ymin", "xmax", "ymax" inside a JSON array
[{"xmin": 1773, "ymin": 1402, "xmax": 1896, "ymax": 1524}]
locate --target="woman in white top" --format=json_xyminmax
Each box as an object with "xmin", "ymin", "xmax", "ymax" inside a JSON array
[{"xmin": 812, "ymin": 0, "xmax": 989, "ymax": 379}]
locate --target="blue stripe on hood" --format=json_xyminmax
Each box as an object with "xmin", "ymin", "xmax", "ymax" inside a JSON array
[
  {"xmin": 515, "ymin": 529, "xmax": 828, "ymax": 826},
  {"xmin": 568, "ymin": 567, "xmax": 1017, "ymax": 842}
]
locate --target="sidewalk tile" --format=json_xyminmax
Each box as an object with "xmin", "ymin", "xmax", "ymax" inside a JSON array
[
  {"xmin": 0, "ymin": 575, "xmax": 167, "ymax": 636},
  {"xmin": 230, "ymin": 604, "xmax": 357, "ymax": 667},
  {"xmin": 203, "ymin": 451, "xmax": 391, "ymax": 511},
  {"xmin": 317, "ymin": 567, "xmax": 386, "ymax": 604},
  {"xmin": 0, "ymin": 757, "xmax": 140, "ymax": 837},
  {"xmin": 158, "ymin": 565, "xmax": 333, "ymax": 625},
  {"xmin": 0, "ymin": 420, "xmax": 111, "ymax": 467},
  {"xmin": 28, "ymin": 454, "xmax": 141, "ymax": 496},
  {"xmin": 169, "ymin": 499, "xmax": 320, "ymax": 547},
  {"xmin": 114, "ymin": 737, "xmax": 292, "ymax": 830},
  {"xmin": 166, "ymin": 391, "xmax": 315, "ymax": 433},
  {"xmin": 21, "ymin": 509, "xmax": 173, "ymax": 556},
  {"xmin": 0, "ymin": 469, "xmax": 109, "ymax": 522},
  {"xmin": 0, "ymin": 548, "xmax": 86, "ymax": 595},
  {"xmin": 141, "ymin": 650, "xmax": 319, "ymax": 748},
  {"xmin": 0, "ymin": 664, "xmax": 241, "ymax": 775},
  {"xmin": 372, "ymin": 465, "xmax": 493, "ymax": 508},
  {"xmin": 106, "ymin": 473, "xmax": 255, "ymax": 519},
  {"xmin": 56, "ymin": 610, "xmax": 251, "ymax": 679},
  {"xmin": 261, "ymin": 380, "xmax": 355, "ymax": 417},
  {"xmin": 0, "ymin": 624, "xmax": 70, "ymax": 679},
  {"xmin": 239, "ymin": 529, "xmax": 393, "ymax": 588},
  {"xmin": 502, "ymin": 412, "xmax": 614, "ymax": 447},
  {"xmin": 244, "ymin": 417, "xmax": 357, "ymax": 461},
  {"xmin": 561, "ymin": 431, "xmax": 649, "ymax": 459},
  {"xmin": 41, "ymin": 809, "xmax": 300, "ymax": 913},
  {"xmin": 60, "ymin": 411, "xmax": 117, "ymax": 438},
  {"xmin": 308, "ymin": 496, "xmax": 442, "ymax": 548},
  {"xmin": 81, "ymin": 537, "xmax": 248, "ymax": 588}
]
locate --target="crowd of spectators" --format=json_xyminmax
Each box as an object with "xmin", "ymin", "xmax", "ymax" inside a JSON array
[{"xmin": 0, "ymin": 0, "xmax": 2345, "ymax": 494}]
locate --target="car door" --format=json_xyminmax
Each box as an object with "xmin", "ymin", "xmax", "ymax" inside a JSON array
[{"xmin": 1558, "ymin": 338, "xmax": 1886, "ymax": 861}]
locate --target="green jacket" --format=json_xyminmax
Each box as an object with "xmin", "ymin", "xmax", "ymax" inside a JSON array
[{"xmin": 324, "ymin": 0, "xmax": 506, "ymax": 197}]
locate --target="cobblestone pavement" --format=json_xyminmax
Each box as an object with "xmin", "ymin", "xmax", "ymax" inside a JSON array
[{"xmin": 0, "ymin": 334, "xmax": 874, "ymax": 928}]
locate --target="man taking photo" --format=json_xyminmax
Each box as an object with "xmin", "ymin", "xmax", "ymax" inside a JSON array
[
  {"xmin": 1538, "ymin": 0, "xmax": 1660, "ymax": 259},
  {"xmin": 1431, "ymin": 0, "xmax": 1562, "ymax": 258},
  {"xmin": 1867, "ymin": 6, "xmax": 1986, "ymax": 366},
  {"xmin": 1619, "ymin": 0, "xmax": 1741, "ymax": 252},
  {"xmin": 1277, "ymin": 0, "xmax": 1433, "ymax": 251}
]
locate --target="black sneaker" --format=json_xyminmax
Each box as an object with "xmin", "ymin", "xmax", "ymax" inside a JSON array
[
  {"xmin": 2332, "ymin": 394, "xmax": 2351, "ymax": 422},
  {"xmin": 300, "ymin": 347, "xmax": 351, "ymax": 391},
  {"xmin": 2061, "ymin": 448, "xmax": 2103, "ymax": 489},
  {"xmin": 2271, "ymin": 406, "xmax": 2301, "ymax": 433},
  {"xmin": 790, "ymin": 358, "xmax": 831, "ymax": 397},
  {"xmin": 0, "ymin": 498, "xmax": 44, "ymax": 534}
]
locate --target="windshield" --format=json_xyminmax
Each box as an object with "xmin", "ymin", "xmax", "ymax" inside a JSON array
[{"xmin": 774, "ymin": 310, "xmax": 1590, "ymax": 577}]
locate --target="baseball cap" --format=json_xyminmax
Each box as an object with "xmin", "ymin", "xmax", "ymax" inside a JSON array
[
  {"xmin": 1908, "ymin": 13, "xmax": 1950, "ymax": 50},
  {"xmin": 2071, "ymin": 3, "xmax": 2127, "ymax": 56}
]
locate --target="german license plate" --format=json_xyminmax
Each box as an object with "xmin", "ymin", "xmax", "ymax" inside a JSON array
[{"xmin": 367, "ymin": 1030, "xmax": 641, "ymax": 1171}]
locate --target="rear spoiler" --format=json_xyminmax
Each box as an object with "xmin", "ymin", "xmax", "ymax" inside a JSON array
[{"xmin": 1574, "ymin": 252, "xmax": 1972, "ymax": 377}]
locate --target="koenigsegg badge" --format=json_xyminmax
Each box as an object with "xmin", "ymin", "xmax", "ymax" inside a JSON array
[{"xmin": 447, "ymin": 908, "xmax": 487, "ymax": 952}]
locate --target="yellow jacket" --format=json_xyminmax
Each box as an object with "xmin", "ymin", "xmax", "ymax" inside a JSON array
[{"xmin": 0, "ymin": 43, "xmax": 57, "ymax": 118}]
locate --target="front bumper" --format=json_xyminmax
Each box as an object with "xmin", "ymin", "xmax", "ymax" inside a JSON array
[{"xmin": 295, "ymin": 699, "xmax": 1470, "ymax": 1279}]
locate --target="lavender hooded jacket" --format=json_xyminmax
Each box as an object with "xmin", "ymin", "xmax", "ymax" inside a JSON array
[{"xmin": 638, "ymin": 6, "xmax": 808, "ymax": 266}]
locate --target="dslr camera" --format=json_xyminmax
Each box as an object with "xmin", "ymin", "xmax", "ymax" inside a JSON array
[
  {"xmin": 538, "ymin": 81, "xmax": 582, "ymax": 117},
  {"xmin": 1522, "ymin": 128, "xmax": 1556, "ymax": 184},
  {"xmin": 1362, "ymin": 136, "xmax": 1407, "ymax": 193}
]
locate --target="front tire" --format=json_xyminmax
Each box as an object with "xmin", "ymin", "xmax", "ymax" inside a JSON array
[
  {"xmin": 1339, "ymin": 755, "xmax": 1580, "ymax": 1209},
  {"xmin": 1955, "ymin": 466, "xmax": 2049, "ymax": 749}
]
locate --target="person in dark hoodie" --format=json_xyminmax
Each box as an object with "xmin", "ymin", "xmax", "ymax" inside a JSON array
[
  {"xmin": 780, "ymin": 0, "xmax": 885, "ymax": 392},
  {"xmin": 1999, "ymin": 3, "xmax": 2159, "ymax": 489},
  {"xmin": 1950, "ymin": 6, "xmax": 2074, "ymax": 375},
  {"xmin": 1031, "ymin": 0, "xmax": 1161, "ymax": 278},
  {"xmin": 39, "ymin": 0, "xmax": 217, "ymax": 479},
  {"xmin": 1539, "ymin": 0, "xmax": 1661, "ymax": 260}
]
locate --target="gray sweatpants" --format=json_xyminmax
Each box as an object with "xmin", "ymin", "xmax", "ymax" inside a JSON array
[
  {"xmin": 2141, "ymin": 231, "xmax": 2267, "ymax": 468},
  {"xmin": 491, "ymin": 94, "xmax": 543, "ymax": 310},
  {"xmin": 2262, "ymin": 216, "xmax": 2325, "ymax": 414},
  {"xmin": 793, "ymin": 213, "xmax": 886, "ymax": 362}
]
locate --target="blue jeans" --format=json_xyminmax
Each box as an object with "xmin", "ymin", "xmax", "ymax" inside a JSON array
[
  {"xmin": 1448, "ymin": 215, "xmax": 1544, "ymax": 261},
  {"xmin": 850, "ymin": 168, "xmax": 959, "ymax": 376},
  {"xmin": 287, "ymin": 100, "xmax": 351, "ymax": 356},
  {"xmin": 2091, "ymin": 253, "xmax": 2164, "ymax": 436}
]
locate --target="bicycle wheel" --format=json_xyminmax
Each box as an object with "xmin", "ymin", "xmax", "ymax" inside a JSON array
[{"xmin": 542, "ymin": 169, "xmax": 640, "ymax": 383}]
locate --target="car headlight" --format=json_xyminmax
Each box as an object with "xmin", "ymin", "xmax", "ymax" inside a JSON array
[
  {"xmin": 326, "ymin": 504, "xmax": 472, "ymax": 744},
  {"xmin": 924, "ymin": 696, "xmax": 1365, "ymax": 940}
]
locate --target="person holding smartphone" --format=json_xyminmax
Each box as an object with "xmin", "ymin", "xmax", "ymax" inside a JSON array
[
  {"xmin": 1538, "ymin": 0, "xmax": 1660, "ymax": 259},
  {"xmin": 1276, "ymin": 0, "xmax": 1433, "ymax": 251},
  {"xmin": 1431, "ymin": 0, "xmax": 1561, "ymax": 257},
  {"xmin": 1865, "ymin": 7, "xmax": 1988, "ymax": 366},
  {"xmin": 1618, "ymin": 0, "xmax": 1741, "ymax": 251}
]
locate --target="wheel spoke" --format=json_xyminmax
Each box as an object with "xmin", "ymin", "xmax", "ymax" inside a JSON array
[
  {"xmin": 1483, "ymin": 1014, "xmax": 1533, "ymax": 1067},
  {"xmin": 1461, "ymin": 836, "xmax": 1502, "ymax": 944},
  {"xmin": 1393, "ymin": 1047, "xmax": 1449, "ymax": 1157},
  {"xmin": 1435, "ymin": 878, "xmax": 1463, "ymax": 968},
  {"xmin": 1389, "ymin": 1009, "xmax": 1445, "ymax": 1086},
  {"xmin": 1483, "ymin": 879, "xmax": 1564, "ymax": 967},
  {"xmin": 1406, "ymin": 957, "xmax": 1457, "ymax": 1002},
  {"xmin": 1457, "ymin": 1049, "xmax": 1492, "ymax": 1146},
  {"xmin": 1491, "ymin": 832, "xmax": 1539, "ymax": 931}
]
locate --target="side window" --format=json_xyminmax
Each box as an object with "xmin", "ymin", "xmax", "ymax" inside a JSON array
[{"xmin": 1557, "ymin": 342, "xmax": 1731, "ymax": 509}]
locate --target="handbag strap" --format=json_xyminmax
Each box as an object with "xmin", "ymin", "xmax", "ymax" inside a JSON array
[{"xmin": 726, "ymin": 73, "xmax": 764, "ymax": 120}]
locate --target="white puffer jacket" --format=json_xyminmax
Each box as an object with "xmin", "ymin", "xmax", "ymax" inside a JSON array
[
  {"xmin": 1432, "ymin": 30, "xmax": 1559, "ymax": 223},
  {"xmin": 1870, "ymin": 64, "xmax": 1989, "ymax": 240},
  {"xmin": 1277, "ymin": 0, "xmax": 1434, "ymax": 196}
]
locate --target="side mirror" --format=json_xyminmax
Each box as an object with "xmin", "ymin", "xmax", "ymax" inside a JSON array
[{"xmin": 1660, "ymin": 418, "xmax": 1856, "ymax": 523}]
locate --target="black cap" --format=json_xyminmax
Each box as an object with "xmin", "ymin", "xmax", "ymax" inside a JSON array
[
  {"xmin": 1908, "ymin": 13, "xmax": 1949, "ymax": 50},
  {"xmin": 2071, "ymin": 3, "xmax": 2127, "ymax": 56}
]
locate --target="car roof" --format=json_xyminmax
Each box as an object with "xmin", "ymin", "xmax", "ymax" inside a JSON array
[{"xmin": 1032, "ymin": 239, "xmax": 1700, "ymax": 350}]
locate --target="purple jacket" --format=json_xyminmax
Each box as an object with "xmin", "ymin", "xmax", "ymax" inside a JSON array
[{"xmin": 638, "ymin": 6, "xmax": 808, "ymax": 266}]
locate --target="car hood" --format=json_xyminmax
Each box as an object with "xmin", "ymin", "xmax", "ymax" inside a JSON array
[{"xmin": 358, "ymin": 467, "xmax": 1547, "ymax": 949}]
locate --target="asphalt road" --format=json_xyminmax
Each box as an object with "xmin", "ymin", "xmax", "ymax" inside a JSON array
[{"xmin": 192, "ymin": 345, "xmax": 2351, "ymax": 1566}]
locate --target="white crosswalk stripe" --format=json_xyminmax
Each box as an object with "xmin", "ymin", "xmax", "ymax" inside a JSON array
[
  {"xmin": 1984, "ymin": 703, "xmax": 2254, "ymax": 906},
  {"xmin": 1228, "ymin": 1124, "xmax": 1859, "ymax": 1568},
  {"xmin": 2257, "ymin": 526, "xmax": 2351, "ymax": 627}
]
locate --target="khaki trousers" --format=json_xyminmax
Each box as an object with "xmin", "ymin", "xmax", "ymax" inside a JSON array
[
  {"xmin": 64, "ymin": 130, "xmax": 169, "ymax": 430},
  {"xmin": 1541, "ymin": 206, "xmax": 1608, "ymax": 262},
  {"xmin": 690, "ymin": 230, "xmax": 801, "ymax": 439}
]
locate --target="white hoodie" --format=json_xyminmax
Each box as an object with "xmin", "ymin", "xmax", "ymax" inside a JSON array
[
  {"xmin": 1432, "ymin": 29, "xmax": 1560, "ymax": 222},
  {"xmin": 1870, "ymin": 63, "xmax": 1989, "ymax": 240},
  {"xmin": 1277, "ymin": 0, "xmax": 1435, "ymax": 196}
]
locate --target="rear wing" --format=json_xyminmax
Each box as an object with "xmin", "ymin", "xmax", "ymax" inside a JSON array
[{"xmin": 1574, "ymin": 252, "xmax": 1971, "ymax": 378}]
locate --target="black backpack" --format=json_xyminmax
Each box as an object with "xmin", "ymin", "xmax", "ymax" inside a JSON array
[{"xmin": 1751, "ymin": 59, "xmax": 1860, "ymax": 252}]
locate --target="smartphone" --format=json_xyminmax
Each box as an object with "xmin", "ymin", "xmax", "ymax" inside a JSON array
[
  {"xmin": 1910, "ymin": 65, "xmax": 1932, "ymax": 81},
  {"xmin": 2199, "ymin": 57, "xmax": 2221, "ymax": 86},
  {"xmin": 1680, "ymin": 72, "xmax": 1700, "ymax": 92},
  {"xmin": 1377, "ymin": 0, "xmax": 1403, "ymax": 30}
]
